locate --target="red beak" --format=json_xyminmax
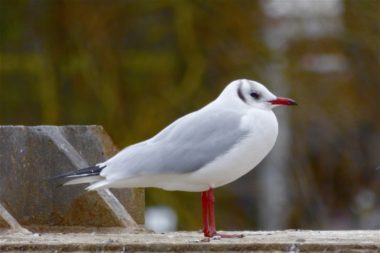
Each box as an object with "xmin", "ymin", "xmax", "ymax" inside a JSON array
[{"xmin": 270, "ymin": 97, "xmax": 297, "ymax": 106}]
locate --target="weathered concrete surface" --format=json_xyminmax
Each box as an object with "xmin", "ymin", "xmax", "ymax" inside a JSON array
[
  {"xmin": 0, "ymin": 217, "xmax": 9, "ymax": 228},
  {"xmin": 0, "ymin": 202, "xmax": 30, "ymax": 234},
  {"xmin": 0, "ymin": 126, "xmax": 144, "ymax": 231},
  {"xmin": 0, "ymin": 230, "xmax": 379, "ymax": 252},
  {"xmin": 0, "ymin": 204, "xmax": 11, "ymax": 229}
]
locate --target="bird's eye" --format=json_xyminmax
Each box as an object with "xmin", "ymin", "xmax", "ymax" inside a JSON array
[{"xmin": 250, "ymin": 91, "xmax": 260, "ymax": 100}]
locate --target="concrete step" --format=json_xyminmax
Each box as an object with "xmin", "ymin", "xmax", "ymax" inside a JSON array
[
  {"xmin": 0, "ymin": 230, "xmax": 379, "ymax": 252},
  {"xmin": 0, "ymin": 125, "xmax": 144, "ymax": 232}
]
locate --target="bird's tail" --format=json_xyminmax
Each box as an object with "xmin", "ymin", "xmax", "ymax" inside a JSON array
[{"xmin": 52, "ymin": 165, "xmax": 106, "ymax": 186}]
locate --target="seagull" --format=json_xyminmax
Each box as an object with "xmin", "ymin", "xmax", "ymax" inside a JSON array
[{"xmin": 55, "ymin": 79, "xmax": 297, "ymax": 238}]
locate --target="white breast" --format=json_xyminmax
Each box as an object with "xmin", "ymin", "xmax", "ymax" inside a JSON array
[
  {"xmin": 104, "ymin": 109, "xmax": 279, "ymax": 192},
  {"xmin": 191, "ymin": 109, "xmax": 278, "ymax": 187},
  {"xmin": 146, "ymin": 109, "xmax": 279, "ymax": 192}
]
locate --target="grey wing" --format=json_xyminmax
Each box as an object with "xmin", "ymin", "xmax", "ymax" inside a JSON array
[{"xmin": 100, "ymin": 108, "xmax": 248, "ymax": 179}]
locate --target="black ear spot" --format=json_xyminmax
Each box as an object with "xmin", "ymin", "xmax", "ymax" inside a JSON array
[
  {"xmin": 250, "ymin": 91, "xmax": 261, "ymax": 100},
  {"xmin": 237, "ymin": 83, "xmax": 247, "ymax": 103}
]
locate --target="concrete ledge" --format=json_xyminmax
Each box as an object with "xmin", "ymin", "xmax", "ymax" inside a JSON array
[
  {"xmin": 0, "ymin": 125, "xmax": 144, "ymax": 232},
  {"xmin": 0, "ymin": 230, "xmax": 379, "ymax": 252}
]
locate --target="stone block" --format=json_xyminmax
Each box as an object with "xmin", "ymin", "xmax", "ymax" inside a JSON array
[
  {"xmin": 1, "ymin": 231, "xmax": 380, "ymax": 252},
  {"xmin": 0, "ymin": 206, "xmax": 10, "ymax": 229},
  {"xmin": 0, "ymin": 126, "xmax": 144, "ymax": 232}
]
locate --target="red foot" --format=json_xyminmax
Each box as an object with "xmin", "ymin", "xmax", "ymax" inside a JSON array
[
  {"xmin": 214, "ymin": 232, "xmax": 244, "ymax": 238},
  {"xmin": 201, "ymin": 189, "xmax": 244, "ymax": 240},
  {"xmin": 204, "ymin": 230, "xmax": 244, "ymax": 238}
]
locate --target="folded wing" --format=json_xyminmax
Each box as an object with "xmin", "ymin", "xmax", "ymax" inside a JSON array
[{"xmin": 100, "ymin": 108, "xmax": 248, "ymax": 181}]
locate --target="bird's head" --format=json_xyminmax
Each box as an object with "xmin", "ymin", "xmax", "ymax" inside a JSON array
[{"xmin": 222, "ymin": 79, "xmax": 297, "ymax": 110}]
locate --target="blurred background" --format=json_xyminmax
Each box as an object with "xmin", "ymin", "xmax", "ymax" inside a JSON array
[{"xmin": 1, "ymin": 0, "xmax": 380, "ymax": 232}]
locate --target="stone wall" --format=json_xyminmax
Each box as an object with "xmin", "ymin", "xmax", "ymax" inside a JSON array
[{"xmin": 0, "ymin": 125, "xmax": 144, "ymax": 232}]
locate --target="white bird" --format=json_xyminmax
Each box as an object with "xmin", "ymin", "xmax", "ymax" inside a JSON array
[{"xmin": 56, "ymin": 79, "xmax": 297, "ymax": 238}]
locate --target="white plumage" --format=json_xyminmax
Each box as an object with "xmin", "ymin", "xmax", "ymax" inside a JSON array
[
  {"xmin": 62, "ymin": 79, "xmax": 295, "ymax": 192},
  {"xmin": 57, "ymin": 79, "xmax": 296, "ymax": 238}
]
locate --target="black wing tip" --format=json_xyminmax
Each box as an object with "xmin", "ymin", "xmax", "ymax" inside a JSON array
[{"xmin": 49, "ymin": 165, "xmax": 106, "ymax": 182}]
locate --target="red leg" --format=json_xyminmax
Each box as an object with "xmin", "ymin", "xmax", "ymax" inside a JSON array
[
  {"xmin": 201, "ymin": 188, "xmax": 244, "ymax": 238},
  {"xmin": 201, "ymin": 190, "xmax": 210, "ymax": 235},
  {"xmin": 207, "ymin": 188, "xmax": 217, "ymax": 236}
]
